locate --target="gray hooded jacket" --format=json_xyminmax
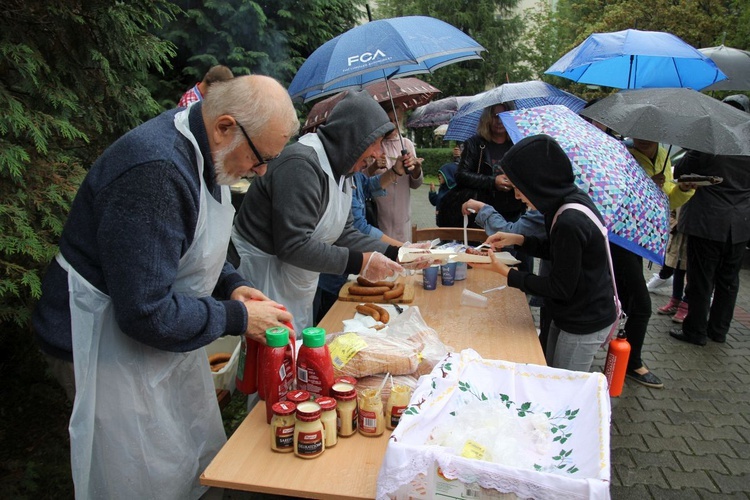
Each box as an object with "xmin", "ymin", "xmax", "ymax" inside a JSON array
[{"xmin": 233, "ymin": 91, "xmax": 398, "ymax": 276}]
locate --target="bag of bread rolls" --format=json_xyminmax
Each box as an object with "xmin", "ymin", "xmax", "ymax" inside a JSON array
[
  {"xmin": 327, "ymin": 307, "xmax": 450, "ymax": 379},
  {"xmin": 328, "ymin": 331, "xmax": 420, "ymax": 378}
]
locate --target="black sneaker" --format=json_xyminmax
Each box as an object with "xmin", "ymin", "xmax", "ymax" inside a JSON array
[{"xmin": 626, "ymin": 370, "xmax": 664, "ymax": 389}]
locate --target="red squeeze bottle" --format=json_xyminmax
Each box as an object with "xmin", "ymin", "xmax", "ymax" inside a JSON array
[
  {"xmin": 296, "ymin": 327, "xmax": 335, "ymax": 398},
  {"xmin": 258, "ymin": 306, "xmax": 297, "ymax": 400},
  {"xmin": 235, "ymin": 335, "xmax": 259, "ymax": 395},
  {"xmin": 604, "ymin": 330, "xmax": 631, "ymax": 397},
  {"xmin": 262, "ymin": 327, "xmax": 296, "ymax": 424}
]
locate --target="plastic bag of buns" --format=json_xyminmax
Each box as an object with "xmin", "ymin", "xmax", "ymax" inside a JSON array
[
  {"xmin": 327, "ymin": 306, "xmax": 450, "ymax": 379},
  {"xmin": 327, "ymin": 331, "xmax": 421, "ymax": 378}
]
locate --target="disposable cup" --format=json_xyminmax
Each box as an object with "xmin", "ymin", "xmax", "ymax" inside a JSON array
[
  {"xmin": 461, "ymin": 289, "xmax": 488, "ymax": 308},
  {"xmin": 423, "ymin": 266, "xmax": 439, "ymax": 290},
  {"xmin": 440, "ymin": 262, "xmax": 457, "ymax": 286},
  {"xmin": 454, "ymin": 261, "xmax": 467, "ymax": 281}
]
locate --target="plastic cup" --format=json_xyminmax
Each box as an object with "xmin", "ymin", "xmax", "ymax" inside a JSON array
[
  {"xmin": 423, "ymin": 266, "xmax": 439, "ymax": 290},
  {"xmin": 461, "ymin": 289, "xmax": 488, "ymax": 308},
  {"xmin": 440, "ymin": 262, "xmax": 457, "ymax": 286},
  {"xmin": 454, "ymin": 261, "xmax": 467, "ymax": 281}
]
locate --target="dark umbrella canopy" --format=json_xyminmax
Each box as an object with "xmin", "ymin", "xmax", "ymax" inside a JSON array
[
  {"xmin": 579, "ymin": 88, "xmax": 750, "ymax": 156},
  {"xmin": 405, "ymin": 96, "xmax": 472, "ymax": 128},
  {"xmin": 301, "ymin": 77, "xmax": 440, "ymax": 133},
  {"xmin": 700, "ymin": 45, "xmax": 750, "ymax": 91}
]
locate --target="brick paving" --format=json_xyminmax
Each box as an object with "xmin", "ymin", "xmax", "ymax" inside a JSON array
[{"xmin": 228, "ymin": 185, "xmax": 750, "ymax": 499}]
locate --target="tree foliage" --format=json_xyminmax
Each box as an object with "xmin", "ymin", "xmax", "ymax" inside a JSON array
[
  {"xmin": 152, "ymin": 0, "xmax": 366, "ymax": 109},
  {"xmin": 374, "ymin": 0, "xmax": 529, "ymax": 98},
  {"xmin": 0, "ymin": 1, "xmax": 177, "ymax": 328}
]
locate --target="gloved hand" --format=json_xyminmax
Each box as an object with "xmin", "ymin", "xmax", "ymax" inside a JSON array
[
  {"xmin": 402, "ymin": 241, "xmax": 433, "ymax": 250},
  {"xmin": 401, "ymin": 253, "xmax": 438, "ymax": 270},
  {"xmin": 361, "ymin": 251, "xmax": 404, "ymax": 282}
]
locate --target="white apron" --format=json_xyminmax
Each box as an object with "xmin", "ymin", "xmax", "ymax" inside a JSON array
[
  {"xmin": 64, "ymin": 108, "xmax": 234, "ymax": 500},
  {"xmin": 233, "ymin": 133, "xmax": 352, "ymax": 334}
]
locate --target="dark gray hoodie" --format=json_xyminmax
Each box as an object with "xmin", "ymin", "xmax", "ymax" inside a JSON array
[{"xmin": 233, "ymin": 91, "xmax": 398, "ymax": 276}]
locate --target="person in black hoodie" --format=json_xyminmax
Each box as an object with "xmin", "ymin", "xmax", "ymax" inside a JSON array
[{"xmin": 473, "ymin": 135, "xmax": 617, "ymax": 372}]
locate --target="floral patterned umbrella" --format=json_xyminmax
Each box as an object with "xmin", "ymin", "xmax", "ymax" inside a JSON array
[{"xmin": 500, "ymin": 105, "xmax": 669, "ymax": 263}]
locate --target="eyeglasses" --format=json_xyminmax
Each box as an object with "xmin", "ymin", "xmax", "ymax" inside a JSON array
[{"xmin": 236, "ymin": 122, "xmax": 280, "ymax": 168}]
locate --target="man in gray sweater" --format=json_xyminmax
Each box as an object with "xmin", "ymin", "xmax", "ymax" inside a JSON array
[{"xmin": 232, "ymin": 91, "xmax": 411, "ymax": 333}]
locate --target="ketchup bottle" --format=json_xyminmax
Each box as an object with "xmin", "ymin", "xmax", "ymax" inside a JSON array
[
  {"xmin": 604, "ymin": 330, "xmax": 630, "ymax": 397},
  {"xmin": 242, "ymin": 301, "xmax": 294, "ymax": 400},
  {"xmin": 262, "ymin": 326, "xmax": 295, "ymax": 424},
  {"xmin": 235, "ymin": 335, "xmax": 259, "ymax": 395},
  {"xmin": 296, "ymin": 327, "xmax": 335, "ymax": 398}
]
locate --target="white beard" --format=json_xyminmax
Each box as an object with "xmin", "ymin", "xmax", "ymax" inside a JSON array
[{"xmin": 213, "ymin": 134, "xmax": 244, "ymax": 185}]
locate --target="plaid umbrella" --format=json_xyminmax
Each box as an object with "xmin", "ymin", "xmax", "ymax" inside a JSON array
[{"xmin": 500, "ymin": 105, "xmax": 670, "ymax": 264}]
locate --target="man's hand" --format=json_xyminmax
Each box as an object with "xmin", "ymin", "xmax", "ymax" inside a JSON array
[
  {"xmin": 239, "ymin": 297, "xmax": 294, "ymax": 343},
  {"xmin": 230, "ymin": 286, "xmax": 268, "ymax": 303}
]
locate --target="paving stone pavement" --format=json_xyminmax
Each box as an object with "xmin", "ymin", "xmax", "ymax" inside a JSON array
[
  {"xmin": 410, "ymin": 184, "xmax": 750, "ymax": 499},
  {"xmin": 226, "ymin": 185, "xmax": 750, "ymax": 499}
]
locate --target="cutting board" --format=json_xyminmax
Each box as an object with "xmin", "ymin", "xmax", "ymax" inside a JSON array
[{"xmin": 338, "ymin": 280, "xmax": 415, "ymax": 303}]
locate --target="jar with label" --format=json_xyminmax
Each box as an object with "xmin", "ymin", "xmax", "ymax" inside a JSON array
[
  {"xmin": 294, "ymin": 401, "xmax": 325, "ymax": 459},
  {"xmin": 386, "ymin": 384, "xmax": 412, "ymax": 430},
  {"xmin": 316, "ymin": 397, "xmax": 338, "ymax": 448},
  {"xmin": 358, "ymin": 387, "xmax": 385, "ymax": 437},
  {"xmin": 269, "ymin": 401, "xmax": 296, "ymax": 453},
  {"xmin": 296, "ymin": 327, "xmax": 335, "ymax": 398},
  {"xmin": 334, "ymin": 376, "xmax": 357, "ymax": 386},
  {"xmin": 331, "ymin": 382, "xmax": 358, "ymax": 437},
  {"xmin": 287, "ymin": 389, "xmax": 311, "ymax": 405}
]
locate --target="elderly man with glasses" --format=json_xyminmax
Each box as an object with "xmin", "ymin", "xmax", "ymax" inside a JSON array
[
  {"xmin": 32, "ymin": 75, "xmax": 299, "ymax": 499},
  {"xmin": 231, "ymin": 90, "xmax": 412, "ymax": 334}
]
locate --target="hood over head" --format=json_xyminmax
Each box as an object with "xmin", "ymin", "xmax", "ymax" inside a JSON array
[
  {"xmin": 438, "ymin": 162, "xmax": 458, "ymax": 189},
  {"xmin": 723, "ymin": 94, "xmax": 750, "ymax": 113},
  {"xmin": 500, "ymin": 134, "xmax": 578, "ymax": 214},
  {"xmin": 317, "ymin": 91, "xmax": 395, "ymax": 178}
]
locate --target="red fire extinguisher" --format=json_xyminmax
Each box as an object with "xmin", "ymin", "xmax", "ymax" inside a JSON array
[{"xmin": 604, "ymin": 329, "xmax": 630, "ymax": 397}]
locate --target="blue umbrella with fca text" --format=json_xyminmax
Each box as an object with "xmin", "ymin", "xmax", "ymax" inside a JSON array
[
  {"xmin": 545, "ymin": 29, "xmax": 726, "ymax": 90},
  {"xmin": 288, "ymin": 16, "xmax": 485, "ymax": 103}
]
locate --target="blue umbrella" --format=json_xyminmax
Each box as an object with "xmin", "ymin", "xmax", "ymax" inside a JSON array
[
  {"xmin": 500, "ymin": 105, "xmax": 670, "ymax": 263},
  {"xmin": 443, "ymin": 81, "xmax": 586, "ymax": 142},
  {"xmin": 545, "ymin": 29, "xmax": 726, "ymax": 90},
  {"xmin": 288, "ymin": 16, "xmax": 485, "ymax": 103}
]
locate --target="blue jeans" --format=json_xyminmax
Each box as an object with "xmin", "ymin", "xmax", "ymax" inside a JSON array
[{"xmin": 546, "ymin": 321, "xmax": 613, "ymax": 372}]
